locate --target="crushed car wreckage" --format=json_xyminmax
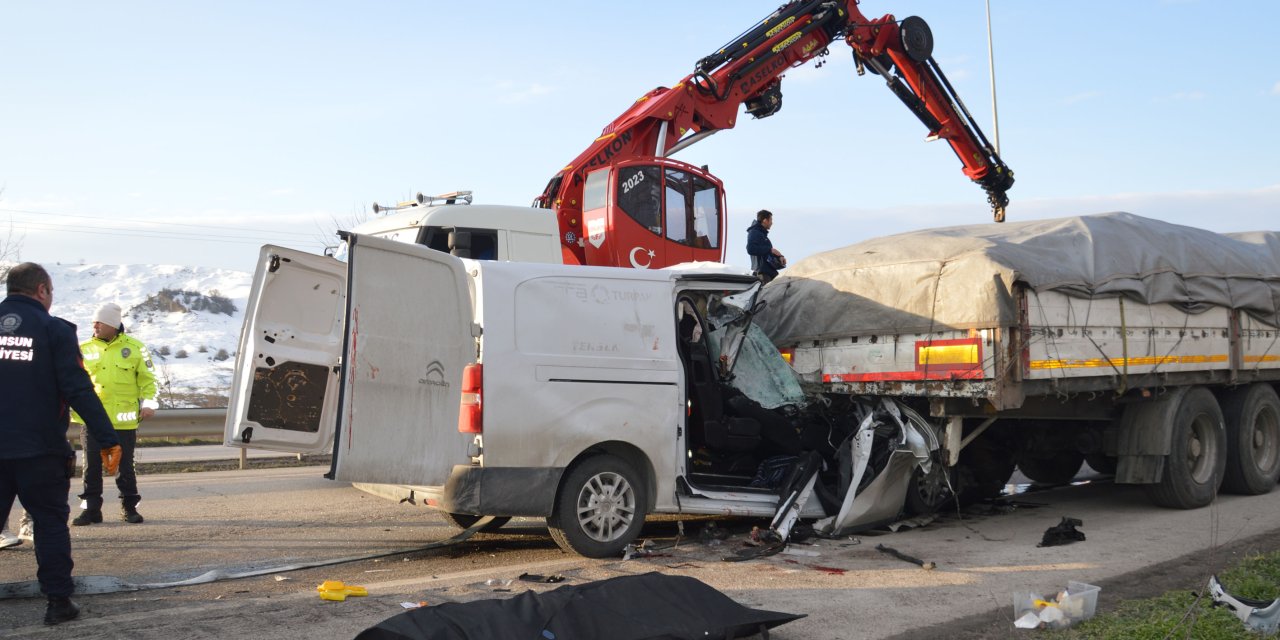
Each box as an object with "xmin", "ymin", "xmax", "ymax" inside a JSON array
[{"xmin": 689, "ymin": 287, "xmax": 945, "ymax": 546}]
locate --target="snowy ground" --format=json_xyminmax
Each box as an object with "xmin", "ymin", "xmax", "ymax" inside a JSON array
[{"xmin": 15, "ymin": 262, "xmax": 252, "ymax": 407}]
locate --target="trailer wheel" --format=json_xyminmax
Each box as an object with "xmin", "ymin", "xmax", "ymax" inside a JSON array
[
  {"xmin": 1220, "ymin": 384, "xmax": 1280, "ymax": 495},
  {"xmin": 1084, "ymin": 453, "xmax": 1118, "ymax": 475},
  {"xmin": 441, "ymin": 513, "xmax": 511, "ymax": 533},
  {"xmin": 1016, "ymin": 451, "xmax": 1085, "ymax": 485},
  {"xmin": 547, "ymin": 455, "xmax": 647, "ymax": 558},
  {"xmin": 1145, "ymin": 387, "xmax": 1226, "ymax": 509},
  {"xmin": 956, "ymin": 436, "xmax": 1016, "ymax": 505}
]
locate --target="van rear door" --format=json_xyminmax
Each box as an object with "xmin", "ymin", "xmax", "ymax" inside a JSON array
[
  {"xmin": 225, "ymin": 246, "xmax": 347, "ymax": 454},
  {"xmin": 331, "ymin": 233, "xmax": 475, "ymax": 486}
]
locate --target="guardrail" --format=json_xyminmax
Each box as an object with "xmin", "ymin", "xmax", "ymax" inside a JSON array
[
  {"xmin": 142, "ymin": 408, "xmax": 227, "ymax": 439},
  {"xmin": 73, "ymin": 408, "xmax": 299, "ymax": 470}
]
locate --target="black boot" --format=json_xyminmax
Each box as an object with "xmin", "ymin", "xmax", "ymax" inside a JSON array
[
  {"xmin": 44, "ymin": 596, "xmax": 80, "ymax": 625},
  {"xmin": 121, "ymin": 507, "xmax": 144, "ymax": 524},
  {"xmin": 71, "ymin": 510, "xmax": 102, "ymax": 526}
]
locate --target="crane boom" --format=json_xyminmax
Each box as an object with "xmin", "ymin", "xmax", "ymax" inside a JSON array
[{"xmin": 537, "ymin": 0, "xmax": 1014, "ymax": 269}]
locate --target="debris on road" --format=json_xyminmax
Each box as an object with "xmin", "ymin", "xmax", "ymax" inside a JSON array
[
  {"xmin": 699, "ymin": 521, "xmax": 731, "ymax": 544},
  {"xmin": 780, "ymin": 547, "xmax": 821, "ymax": 558},
  {"xmin": 517, "ymin": 573, "xmax": 565, "ymax": 584},
  {"xmin": 1038, "ymin": 517, "xmax": 1087, "ymax": 547},
  {"xmin": 875, "ymin": 544, "xmax": 936, "ymax": 570},
  {"xmin": 318, "ymin": 580, "xmax": 368, "ymax": 601}
]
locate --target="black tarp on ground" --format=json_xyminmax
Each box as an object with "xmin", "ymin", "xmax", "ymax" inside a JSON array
[{"xmin": 355, "ymin": 572, "xmax": 803, "ymax": 640}]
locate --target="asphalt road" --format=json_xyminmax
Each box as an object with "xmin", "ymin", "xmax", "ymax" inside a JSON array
[{"xmin": 3, "ymin": 466, "xmax": 1279, "ymax": 639}]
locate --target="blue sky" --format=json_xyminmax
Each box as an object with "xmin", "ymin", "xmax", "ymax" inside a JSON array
[{"xmin": 2, "ymin": 0, "xmax": 1277, "ymax": 272}]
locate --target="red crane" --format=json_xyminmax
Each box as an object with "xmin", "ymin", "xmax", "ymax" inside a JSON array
[{"xmin": 535, "ymin": 0, "xmax": 1014, "ymax": 270}]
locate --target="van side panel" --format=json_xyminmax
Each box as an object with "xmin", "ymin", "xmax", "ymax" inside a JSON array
[
  {"xmin": 479, "ymin": 269, "xmax": 683, "ymax": 511},
  {"xmin": 334, "ymin": 237, "xmax": 473, "ymax": 487}
]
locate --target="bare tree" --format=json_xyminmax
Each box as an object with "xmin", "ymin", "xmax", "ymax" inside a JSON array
[
  {"xmin": 0, "ymin": 188, "xmax": 25, "ymax": 275},
  {"xmin": 314, "ymin": 202, "xmax": 375, "ymax": 257}
]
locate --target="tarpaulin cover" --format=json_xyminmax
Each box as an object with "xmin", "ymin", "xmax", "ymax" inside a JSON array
[
  {"xmin": 756, "ymin": 212, "xmax": 1280, "ymax": 343},
  {"xmin": 355, "ymin": 572, "xmax": 802, "ymax": 640}
]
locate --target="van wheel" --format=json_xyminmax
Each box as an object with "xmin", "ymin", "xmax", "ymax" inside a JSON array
[
  {"xmin": 904, "ymin": 460, "xmax": 955, "ymax": 516},
  {"xmin": 441, "ymin": 513, "xmax": 511, "ymax": 533},
  {"xmin": 1016, "ymin": 451, "xmax": 1084, "ymax": 485},
  {"xmin": 1220, "ymin": 384, "xmax": 1280, "ymax": 495},
  {"xmin": 1145, "ymin": 387, "xmax": 1226, "ymax": 509},
  {"xmin": 547, "ymin": 455, "xmax": 646, "ymax": 558}
]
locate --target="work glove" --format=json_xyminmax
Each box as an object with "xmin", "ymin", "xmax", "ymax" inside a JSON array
[{"xmin": 101, "ymin": 445, "xmax": 123, "ymax": 477}]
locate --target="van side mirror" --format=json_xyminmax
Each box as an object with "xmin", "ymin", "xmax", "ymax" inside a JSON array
[{"xmin": 449, "ymin": 231, "xmax": 472, "ymax": 258}]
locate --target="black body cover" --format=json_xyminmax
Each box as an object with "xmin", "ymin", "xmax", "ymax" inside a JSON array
[{"xmin": 355, "ymin": 572, "xmax": 802, "ymax": 640}]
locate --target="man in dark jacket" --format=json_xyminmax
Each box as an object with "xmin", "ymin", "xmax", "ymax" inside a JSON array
[
  {"xmin": 0, "ymin": 262, "xmax": 121, "ymax": 626},
  {"xmin": 745, "ymin": 209, "xmax": 786, "ymax": 284}
]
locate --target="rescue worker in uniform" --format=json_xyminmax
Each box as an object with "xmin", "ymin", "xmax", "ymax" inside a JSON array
[
  {"xmin": 0, "ymin": 263, "xmax": 121, "ymax": 625},
  {"xmin": 71, "ymin": 302, "xmax": 158, "ymax": 526}
]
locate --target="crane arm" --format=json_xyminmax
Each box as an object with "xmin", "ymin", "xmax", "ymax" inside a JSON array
[{"xmin": 538, "ymin": 1, "xmax": 1014, "ymax": 264}]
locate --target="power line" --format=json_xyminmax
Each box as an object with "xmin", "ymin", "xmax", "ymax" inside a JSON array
[
  {"xmin": 0, "ymin": 206, "xmax": 330, "ymax": 242},
  {"xmin": 7, "ymin": 220, "xmax": 328, "ymax": 248}
]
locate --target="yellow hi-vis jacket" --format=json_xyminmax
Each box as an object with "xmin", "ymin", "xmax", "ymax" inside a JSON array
[{"xmin": 71, "ymin": 333, "xmax": 159, "ymax": 431}]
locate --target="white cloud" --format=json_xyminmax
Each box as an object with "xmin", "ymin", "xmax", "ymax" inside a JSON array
[
  {"xmin": 268, "ymin": 188, "xmax": 295, "ymax": 197},
  {"xmin": 1271, "ymin": 81, "xmax": 1280, "ymax": 95}
]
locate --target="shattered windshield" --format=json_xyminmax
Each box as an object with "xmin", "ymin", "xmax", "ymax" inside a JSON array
[{"xmin": 704, "ymin": 297, "xmax": 805, "ymax": 410}]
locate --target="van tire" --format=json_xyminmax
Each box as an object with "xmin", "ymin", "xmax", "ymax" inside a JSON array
[
  {"xmin": 1145, "ymin": 387, "xmax": 1226, "ymax": 509},
  {"xmin": 441, "ymin": 513, "xmax": 511, "ymax": 533},
  {"xmin": 904, "ymin": 461, "xmax": 955, "ymax": 516},
  {"xmin": 547, "ymin": 455, "xmax": 647, "ymax": 558},
  {"xmin": 1220, "ymin": 384, "xmax": 1280, "ymax": 495}
]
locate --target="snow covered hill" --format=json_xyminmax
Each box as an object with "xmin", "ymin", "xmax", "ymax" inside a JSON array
[{"xmin": 8, "ymin": 262, "xmax": 252, "ymax": 408}]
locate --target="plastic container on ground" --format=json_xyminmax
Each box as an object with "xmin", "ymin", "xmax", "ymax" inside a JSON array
[
  {"xmin": 1013, "ymin": 581, "xmax": 1100, "ymax": 629},
  {"xmin": 1061, "ymin": 581, "xmax": 1100, "ymax": 620}
]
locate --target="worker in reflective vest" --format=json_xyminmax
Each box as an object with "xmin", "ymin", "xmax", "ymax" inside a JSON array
[{"xmin": 71, "ymin": 302, "xmax": 158, "ymax": 526}]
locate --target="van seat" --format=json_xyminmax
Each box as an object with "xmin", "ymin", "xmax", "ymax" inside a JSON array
[{"xmin": 703, "ymin": 417, "xmax": 762, "ymax": 451}]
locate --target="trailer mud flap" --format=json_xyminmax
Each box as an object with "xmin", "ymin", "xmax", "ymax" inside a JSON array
[{"xmin": 1115, "ymin": 387, "xmax": 1189, "ymax": 484}]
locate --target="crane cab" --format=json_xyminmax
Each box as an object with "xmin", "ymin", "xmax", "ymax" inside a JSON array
[{"xmin": 577, "ymin": 158, "xmax": 726, "ymax": 269}]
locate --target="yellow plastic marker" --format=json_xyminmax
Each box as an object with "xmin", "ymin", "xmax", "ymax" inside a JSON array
[{"xmin": 317, "ymin": 580, "xmax": 369, "ymax": 601}]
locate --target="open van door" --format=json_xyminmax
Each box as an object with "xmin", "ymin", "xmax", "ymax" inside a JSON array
[
  {"xmin": 331, "ymin": 233, "xmax": 476, "ymax": 486},
  {"xmin": 225, "ymin": 246, "xmax": 347, "ymax": 454}
]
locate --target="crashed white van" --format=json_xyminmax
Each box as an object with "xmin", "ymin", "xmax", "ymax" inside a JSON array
[{"xmin": 226, "ymin": 234, "xmax": 935, "ymax": 557}]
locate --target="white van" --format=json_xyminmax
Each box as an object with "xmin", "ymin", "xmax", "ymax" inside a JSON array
[{"xmin": 226, "ymin": 234, "xmax": 931, "ymax": 557}]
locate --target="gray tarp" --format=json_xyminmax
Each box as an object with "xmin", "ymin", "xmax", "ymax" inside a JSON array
[{"xmin": 756, "ymin": 212, "xmax": 1280, "ymax": 344}]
